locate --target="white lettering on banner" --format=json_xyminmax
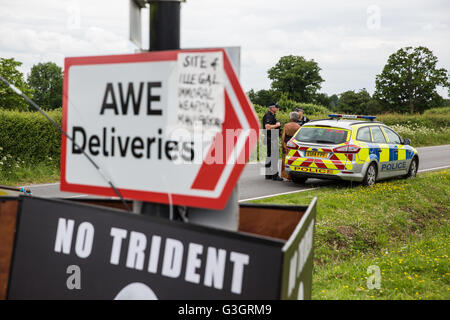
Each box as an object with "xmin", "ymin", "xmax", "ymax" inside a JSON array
[
  {"xmin": 147, "ymin": 235, "xmax": 162, "ymax": 274},
  {"xmin": 176, "ymin": 52, "xmax": 224, "ymax": 133},
  {"xmin": 111, "ymin": 231, "xmax": 249, "ymax": 295},
  {"xmin": 230, "ymin": 252, "xmax": 250, "ymax": 294},
  {"xmin": 110, "ymin": 227, "xmax": 127, "ymax": 265},
  {"xmin": 185, "ymin": 243, "xmax": 204, "ymax": 284},
  {"xmin": 287, "ymin": 219, "xmax": 315, "ymax": 297},
  {"xmin": 54, "ymin": 218, "xmax": 94, "ymax": 258},
  {"xmin": 53, "ymin": 219, "xmax": 251, "ymax": 295},
  {"xmin": 126, "ymin": 231, "xmax": 147, "ymax": 270},
  {"xmin": 54, "ymin": 218, "xmax": 75, "ymax": 254},
  {"xmin": 161, "ymin": 238, "xmax": 184, "ymax": 278},
  {"xmin": 74, "ymin": 222, "xmax": 94, "ymax": 259},
  {"xmin": 204, "ymin": 248, "xmax": 226, "ymax": 290}
]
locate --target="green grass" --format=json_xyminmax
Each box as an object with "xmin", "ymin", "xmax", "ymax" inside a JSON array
[
  {"xmin": 0, "ymin": 162, "xmax": 59, "ymax": 186},
  {"xmin": 250, "ymin": 170, "xmax": 450, "ymax": 299},
  {"xmin": 313, "ymin": 227, "xmax": 449, "ymax": 300}
]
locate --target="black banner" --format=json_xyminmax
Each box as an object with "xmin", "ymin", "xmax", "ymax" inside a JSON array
[{"xmin": 8, "ymin": 197, "xmax": 284, "ymax": 300}]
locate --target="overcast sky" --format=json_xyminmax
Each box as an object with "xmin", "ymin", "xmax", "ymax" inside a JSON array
[{"xmin": 0, "ymin": 0, "xmax": 449, "ymax": 97}]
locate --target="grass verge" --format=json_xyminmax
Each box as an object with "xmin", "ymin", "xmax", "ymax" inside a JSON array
[
  {"xmin": 0, "ymin": 162, "xmax": 59, "ymax": 186},
  {"xmin": 250, "ymin": 170, "xmax": 450, "ymax": 299}
]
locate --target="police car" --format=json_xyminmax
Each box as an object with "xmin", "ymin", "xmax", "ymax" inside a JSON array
[{"xmin": 285, "ymin": 114, "xmax": 419, "ymax": 186}]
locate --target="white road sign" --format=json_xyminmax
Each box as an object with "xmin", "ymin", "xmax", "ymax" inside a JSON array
[{"xmin": 61, "ymin": 49, "xmax": 260, "ymax": 209}]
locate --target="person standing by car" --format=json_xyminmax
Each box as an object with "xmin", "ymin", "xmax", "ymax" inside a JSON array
[
  {"xmin": 262, "ymin": 103, "xmax": 283, "ymax": 180},
  {"xmin": 295, "ymin": 107, "xmax": 310, "ymax": 126},
  {"xmin": 281, "ymin": 112, "xmax": 301, "ymax": 180}
]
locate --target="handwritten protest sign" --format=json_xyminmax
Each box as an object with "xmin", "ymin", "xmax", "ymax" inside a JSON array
[{"xmin": 176, "ymin": 51, "xmax": 225, "ymax": 133}]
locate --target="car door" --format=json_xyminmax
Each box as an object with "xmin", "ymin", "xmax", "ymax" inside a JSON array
[
  {"xmin": 381, "ymin": 126, "xmax": 409, "ymax": 175},
  {"xmin": 369, "ymin": 126, "xmax": 391, "ymax": 179}
]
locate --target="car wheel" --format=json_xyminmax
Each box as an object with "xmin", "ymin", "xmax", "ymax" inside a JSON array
[
  {"xmin": 363, "ymin": 163, "xmax": 377, "ymax": 186},
  {"xmin": 291, "ymin": 175, "xmax": 307, "ymax": 185},
  {"xmin": 406, "ymin": 157, "xmax": 418, "ymax": 179}
]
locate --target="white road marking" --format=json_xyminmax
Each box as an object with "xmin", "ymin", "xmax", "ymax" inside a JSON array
[
  {"xmin": 239, "ymin": 187, "xmax": 319, "ymax": 202},
  {"xmin": 416, "ymin": 144, "xmax": 450, "ymax": 150},
  {"xmin": 67, "ymin": 194, "xmax": 90, "ymax": 198},
  {"xmin": 418, "ymin": 165, "xmax": 450, "ymax": 173},
  {"xmin": 20, "ymin": 182, "xmax": 60, "ymax": 188}
]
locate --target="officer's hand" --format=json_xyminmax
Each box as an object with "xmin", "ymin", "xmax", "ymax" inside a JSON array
[{"xmin": 276, "ymin": 122, "xmax": 281, "ymax": 127}]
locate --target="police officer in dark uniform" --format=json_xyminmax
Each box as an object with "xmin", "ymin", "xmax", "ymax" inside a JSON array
[
  {"xmin": 295, "ymin": 107, "xmax": 310, "ymax": 126},
  {"xmin": 262, "ymin": 103, "xmax": 283, "ymax": 181}
]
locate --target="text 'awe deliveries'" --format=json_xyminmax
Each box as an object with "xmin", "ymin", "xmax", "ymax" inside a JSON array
[{"xmin": 70, "ymin": 51, "xmax": 225, "ymax": 164}]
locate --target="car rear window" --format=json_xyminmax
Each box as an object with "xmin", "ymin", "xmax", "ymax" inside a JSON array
[
  {"xmin": 357, "ymin": 127, "xmax": 372, "ymax": 142},
  {"xmin": 294, "ymin": 126, "xmax": 349, "ymax": 144}
]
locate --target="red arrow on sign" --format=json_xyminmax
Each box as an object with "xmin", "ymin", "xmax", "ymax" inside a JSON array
[{"xmin": 190, "ymin": 49, "xmax": 260, "ymax": 206}]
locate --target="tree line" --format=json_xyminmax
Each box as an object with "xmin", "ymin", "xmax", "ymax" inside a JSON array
[
  {"xmin": 248, "ymin": 46, "xmax": 449, "ymax": 114},
  {"xmin": 0, "ymin": 46, "xmax": 448, "ymax": 114},
  {"xmin": 0, "ymin": 59, "xmax": 62, "ymax": 111}
]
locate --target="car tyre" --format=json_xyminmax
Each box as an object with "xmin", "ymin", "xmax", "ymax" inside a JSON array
[
  {"xmin": 363, "ymin": 162, "xmax": 377, "ymax": 186},
  {"xmin": 405, "ymin": 157, "xmax": 418, "ymax": 179},
  {"xmin": 291, "ymin": 175, "xmax": 307, "ymax": 185}
]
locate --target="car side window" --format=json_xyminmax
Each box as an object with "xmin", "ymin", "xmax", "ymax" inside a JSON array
[
  {"xmin": 371, "ymin": 126, "xmax": 387, "ymax": 143},
  {"xmin": 356, "ymin": 127, "xmax": 371, "ymax": 142},
  {"xmin": 383, "ymin": 127, "xmax": 401, "ymax": 144}
]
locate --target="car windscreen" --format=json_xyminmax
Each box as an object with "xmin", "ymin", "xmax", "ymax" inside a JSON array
[{"xmin": 294, "ymin": 126, "xmax": 349, "ymax": 144}]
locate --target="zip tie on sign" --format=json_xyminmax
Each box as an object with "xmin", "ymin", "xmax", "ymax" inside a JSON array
[{"xmin": 0, "ymin": 76, "xmax": 131, "ymax": 212}]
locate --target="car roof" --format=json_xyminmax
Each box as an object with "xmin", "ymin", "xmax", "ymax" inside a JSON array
[{"xmin": 303, "ymin": 119, "xmax": 382, "ymax": 129}]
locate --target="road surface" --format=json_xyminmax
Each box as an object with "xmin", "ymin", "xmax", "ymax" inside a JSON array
[{"xmin": 16, "ymin": 144, "xmax": 450, "ymax": 201}]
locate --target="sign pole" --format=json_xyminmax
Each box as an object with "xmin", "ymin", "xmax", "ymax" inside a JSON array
[
  {"xmin": 136, "ymin": 0, "xmax": 182, "ymax": 219},
  {"xmin": 149, "ymin": 0, "xmax": 180, "ymax": 51},
  {"xmin": 136, "ymin": 1, "xmax": 239, "ymax": 231}
]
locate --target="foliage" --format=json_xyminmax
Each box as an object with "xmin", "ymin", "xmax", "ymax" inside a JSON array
[
  {"xmin": 252, "ymin": 103, "xmax": 268, "ymax": 115},
  {"xmin": 0, "ymin": 109, "xmax": 61, "ymax": 164},
  {"xmin": 338, "ymin": 89, "xmax": 371, "ymax": 114},
  {"xmin": 247, "ymin": 89, "xmax": 280, "ymax": 108},
  {"xmin": 337, "ymin": 89, "xmax": 383, "ymax": 115},
  {"xmin": 267, "ymin": 55, "xmax": 324, "ymax": 103},
  {"xmin": 0, "ymin": 146, "xmax": 58, "ymax": 185},
  {"xmin": 423, "ymin": 106, "xmax": 450, "ymax": 115},
  {"xmin": 329, "ymin": 94, "xmax": 339, "ymax": 111},
  {"xmin": 277, "ymin": 93, "xmax": 331, "ymax": 115},
  {"xmin": 388, "ymin": 124, "xmax": 450, "ymax": 146},
  {"xmin": 376, "ymin": 112, "xmax": 450, "ymax": 128},
  {"xmin": 27, "ymin": 62, "xmax": 63, "ymax": 110},
  {"xmin": 374, "ymin": 46, "xmax": 449, "ymax": 113},
  {"xmin": 313, "ymin": 92, "xmax": 332, "ymax": 109},
  {"xmin": 0, "ymin": 58, "xmax": 34, "ymax": 111}
]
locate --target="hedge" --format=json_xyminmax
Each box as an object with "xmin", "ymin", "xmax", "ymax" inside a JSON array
[
  {"xmin": 253, "ymin": 102, "xmax": 330, "ymax": 116},
  {"xmin": 0, "ymin": 109, "xmax": 61, "ymax": 164},
  {"xmin": 423, "ymin": 107, "xmax": 450, "ymax": 115},
  {"xmin": 376, "ymin": 113, "xmax": 450, "ymax": 129},
  {"xmin": 0, "ymin": 106, "xmax": 448, "ymax": 167}
]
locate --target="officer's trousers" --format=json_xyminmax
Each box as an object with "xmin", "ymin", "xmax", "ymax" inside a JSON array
[{"xmin": 264, "ymin": 129, "xmax": 280, "ymax": 178}]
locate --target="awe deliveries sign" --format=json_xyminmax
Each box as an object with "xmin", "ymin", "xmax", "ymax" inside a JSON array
[{"xmin": 61, "ymin": 49, "xmax": 260, "ymax": 209}]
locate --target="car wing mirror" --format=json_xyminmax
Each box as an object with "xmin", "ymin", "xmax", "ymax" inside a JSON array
[{"xmin": 402, "ymin": 138, "xmax": 411, "ymax": 145}]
